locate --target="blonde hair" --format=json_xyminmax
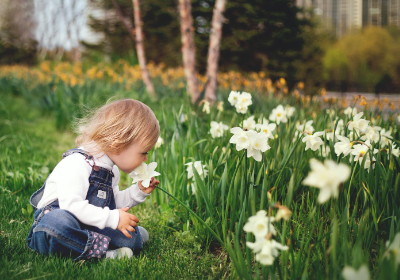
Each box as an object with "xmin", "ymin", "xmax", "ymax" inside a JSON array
[{"xmin": 75, "ymin": 99, "xmax": 160, "ymax": 155}]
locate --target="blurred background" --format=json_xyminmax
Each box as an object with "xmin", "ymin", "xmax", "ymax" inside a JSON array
[{"xmin": 0, "ymin": 0, "xmax": 400, "ymax": 95}]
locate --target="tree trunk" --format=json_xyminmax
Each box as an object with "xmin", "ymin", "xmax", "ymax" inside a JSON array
[
  {"xmin": 178, "ymin": 0, "xmax": 200, "ymax": 103},
  {"xmin": 132, "ymin": 0, "xmax": 156, "ymax": 98},
  {"xmin": 204, "ymin": 0, "xmax": 226, "ymax": 103}
]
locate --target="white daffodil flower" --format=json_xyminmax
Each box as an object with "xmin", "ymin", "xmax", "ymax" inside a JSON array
[
  {"xmin": 185, "ymin": 161, "xmax": 208, "ymax": 180},
  {"xmin": 254, "ymin": 239, "xmax": 288, "ymax": 266},
  {"xmin": 210, "ymin": 121, "xmax": 229, "ymax": 138},
  {"xmin": 235, "ymin": 92, "xmax": 253, "ymax": 114},
  {"xmin": 155, "ymin": 137, "xmax": 164, "ymax": 149},
  {"xmin": 246, "ymin": 131, "xmax": 271, "ymax": 162},
  {"xmin": 344, "ymin": 106, "xmax": 357, "ymax": 117},
  {"xmin": 230, "ymin": 127, "xmax": 250, "ymax": 151},
  {"xmin": 243, "ymin": 210, "xmax": 276, "ymax": 238},
  {"xmin": 380, "ymin": 128, "xmax": 392, "ymax": 147},
  {"xmin": 242, "ymin": 116, "xmax": 256, "ymax": 130},
  {"xmin": 342, "ymin": 265, "xmax": 370, "ymax": 280},
  {"xmin": 392, "ymin": 144, "xmax": 400, "ymax": 158},
  {"xmin": 296, "ymin": 120, "xmax": 314, "ymax": 135},
  {"xmin": 348, "ymin": 112, "xmax": 369, "ymax": 134},
  {"xmin": 202, "ymin": 100, "xmax": 211, "ymax": 114},
  {"xmin": 350, "ymin": 141, "xmax": 378, "ymax": 169},
  {"xmin": 385, "ymin": 232, "xmax": 400, "ymax": 265},
  {"xmin": 303, "ymin": 159, "xmax": 351, "ymax": 204},
  {"xmin": 326, "ymin": 108, "xmax": 336, "ymax": 118},
  {"xmin": 361, "ymin": 125, "xmax": 381, "ymax": 143},
  {"xmin": 302, "ymin": 131, "xmax": 324, "ymax": 151},
  {"xmin": 334, "ymin": 135, "xmax": 353, "ymax": 157},
  {"xmin": 285, "ymin": 105, "xmax": 295, "ymax": 118},
  {"xmin": 228, "ymin": 90, "xmax": 241, "ymax": 106},
  {"xmin": 255, "ymin": 123, "xmax": 276, "ymax": 139},
  {"xmin": 269, "ymin": 105, "xmax": 288, "ymax": 124},
  {"xmin": 129, "ymin": 162, "xmax": 160, "ymax": 188}
]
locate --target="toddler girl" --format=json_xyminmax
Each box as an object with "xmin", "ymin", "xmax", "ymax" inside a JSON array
[{"xmin": 27, "ymin": 99, "xmax": 160, "ymax": 260}]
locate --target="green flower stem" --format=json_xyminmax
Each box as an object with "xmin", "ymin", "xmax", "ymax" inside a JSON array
[{"xmin": 157, "ymin": 186, "xmax": 223, "ymax": 244}]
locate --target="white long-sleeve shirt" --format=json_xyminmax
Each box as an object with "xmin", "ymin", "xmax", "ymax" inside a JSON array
[{"xmin": 37, "ymin": 150, "xmax": 150, "ymax": 230}]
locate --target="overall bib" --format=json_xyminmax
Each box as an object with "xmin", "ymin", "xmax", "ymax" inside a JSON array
[{"xmin": 27, "ymin": 149, "xmax": 144, "ymax": 260}]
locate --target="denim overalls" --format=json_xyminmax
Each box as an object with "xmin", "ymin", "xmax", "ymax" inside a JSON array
[{"xmin": 27, "ymin": 149, "xmax": 144, "ymax": 260}]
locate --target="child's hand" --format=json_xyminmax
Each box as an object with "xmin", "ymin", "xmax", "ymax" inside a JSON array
[
  {"xmin": 117, "ymin": 207, "xmax": 140, "ymax": 238},
  {"xmin": 138, "ymin": 177, "xmax": 160, "ymax": 194}
]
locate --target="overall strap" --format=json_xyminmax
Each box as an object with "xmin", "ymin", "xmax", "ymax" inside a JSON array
[{"xmin": 62, "ymin": 148, "xmax": 101, "ymax": 171}]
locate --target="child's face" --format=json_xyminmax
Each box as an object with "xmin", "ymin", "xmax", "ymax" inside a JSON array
[{"xmin": 107, "ymin": 142, "xmax": 149, "ymax": 173}]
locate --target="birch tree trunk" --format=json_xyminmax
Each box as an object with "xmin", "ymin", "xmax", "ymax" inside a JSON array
[
  {"xmin": 178, "ymin": 0, "xmax": 200, "ymax": 103},
  {"xmin": 204, "ymin": 0, "xmax": 226, "ymax": 102},
  {"xmin": 132, "ymin": 0, "xmax": 156, "ymax": 98}
]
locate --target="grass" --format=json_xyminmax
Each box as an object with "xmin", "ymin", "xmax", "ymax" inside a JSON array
[
  {"xmin": 1, "ymin": 64, "xmax": 400, "ymax": 279},
  {"xmin": 0, "ymin": 94, "xmax": 229, "ymax": 280}
]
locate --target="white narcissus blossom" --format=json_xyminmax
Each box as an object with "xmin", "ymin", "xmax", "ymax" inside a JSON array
[
  {"xmin": 302, "ymin": 131, "xmax": 324, "ymax": 151},
  {"xmin": 202, "ymin": 100, "xmax": 211, "ymax": 114},
  {"xmin": 344, "ymin": 106, "xmax": 357, "ymax": 117},
  {"xmin": 235, "ymin": 92, "xmax": 253, "ymax": 114},
  {"xmin": 342, "ymin": 265, "xmax": 370, "ymax": 280},
  {"xmin": 255, "ymin": 123, "xmax": 276, "ymax": 139},
  {"xmin": 243, "ymin": 210, "xmax": 276, "ymax": 238},
  {"xmin": 348, "ymin": 112, "xmax": 369, "ymax": 134},
  {"xmin": 385, "ymin": 232, "xmax": 400, "ymax": 265},
  {"xmin": 392, "ymin": 144, "xmax": 400, "ymax": 158},
  {"xmin": 350, "ymin": 141, "xmax": 378, "ymax": 169},
  {"xmin": 179, "ymin": 113, "xmax": 188, "ymax": 123},
  {"xmin": 326, "ymin": 108, "xmax": 336, "ymax": 118},
  {"xmin": 334, "ymin": 135, "xmax": 353, "ymax": 157},
  {"xmin": 296, "ymin": 120, "xmax": 314, "ymax": 135},
  {"xmin": 129, "ymin": 162, "xmax": 160, "ymax": 188},
  {"xmin": 269, "ymin": 105, "xmax": 288, "ymax": 124},
  {"xmin": 242, "ymin": 116, "xmax": 256, "ymax": 130},
  {"xmin": 155, "ymin": 137, "xmax": 164, "ymax": 149},
  {"xmin": 186, "ymin": 161, "xmax": 208, "ymax": 180},
  {"xmin": 210, "ymin": 121, "xmax": 229, "ymax": 138},
  {"xmin": 361, "ymin": 125, "xmax": 381, "ymax": 143},
  {"xmin": 380, "ymin": 128, "xmax": 392, "ymax": 147},
  {"xmin": 244, "ymin": 210, "xmax": 289, "ymax": 266},
  {"xmin": 246, "ymin": 131, "xmax": 271, "ymax": 162},
  {"xmin": 230, "ymin": 127, "xmax": 250, "ymax": 151},
  {"xmin": 285, "ymin": 105, "xmax": 295, "ymax": 118},
  {"xmin": 254, "ymin": 239, "xmax": 288, "ymax": 266},
  {"xmin": 302, "ymin": 159, "xmax": 351, "ymax": 204},
  {"xmin": 228, "ymin": 90, "xmax": 241, "ymax": 106}
]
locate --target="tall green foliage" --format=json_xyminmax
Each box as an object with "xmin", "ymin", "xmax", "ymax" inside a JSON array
[{"xmin": 323, "ymin": 26, "xmax": 400, "ymax": 93}]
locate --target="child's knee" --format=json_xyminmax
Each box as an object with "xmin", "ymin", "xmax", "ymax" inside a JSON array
[{"xmin": 38, "ymin": 209, "xmax": 80, "ymax": 232}]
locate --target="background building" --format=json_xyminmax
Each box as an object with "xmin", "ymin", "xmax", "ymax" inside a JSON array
[{"xmin": 295, "ymin": 0, "xmax": 400, "ymax": 37}]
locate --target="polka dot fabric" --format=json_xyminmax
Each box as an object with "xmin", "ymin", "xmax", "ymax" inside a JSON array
[{"xmin": 86, "ymin": 232, "xmax": 111, "ymax": 259}]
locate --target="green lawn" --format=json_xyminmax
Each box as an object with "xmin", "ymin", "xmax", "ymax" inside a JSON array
[{"xmin": 0, "ymin": 94, "xmax": 229, "ymax": 280}]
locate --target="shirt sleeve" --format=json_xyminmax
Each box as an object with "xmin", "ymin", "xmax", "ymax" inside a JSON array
[
  {"xmin": 47, "ymin": 154, "xmax": 119, "ymax": 229},
  {"xmin": 112, "ymin": 166, "xmax": 150, "ymax": 209}
]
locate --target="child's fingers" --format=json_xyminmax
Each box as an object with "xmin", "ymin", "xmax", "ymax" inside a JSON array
[
  {"xmin": 129, "ymin": 215, "xmax": 139, "ymax": 223},
  {"xmin": 122, "ymin": 229, "xmax": 132, "ymax": 238},
  {"xmin": 126, "ymin": 225, "xmax": 135, "ymax": 232},
  {"xmin": 130, "ymin": 220, "xmax": 137, "ymax": 226},
  {"xmin": 121, "ymin": 207, "xmax": 130, "ymax": 212}
]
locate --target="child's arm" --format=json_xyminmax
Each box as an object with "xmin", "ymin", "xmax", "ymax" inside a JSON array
[{"xmin": 51, "ymin": 154, "xmax": 120, "ymax": 229}]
